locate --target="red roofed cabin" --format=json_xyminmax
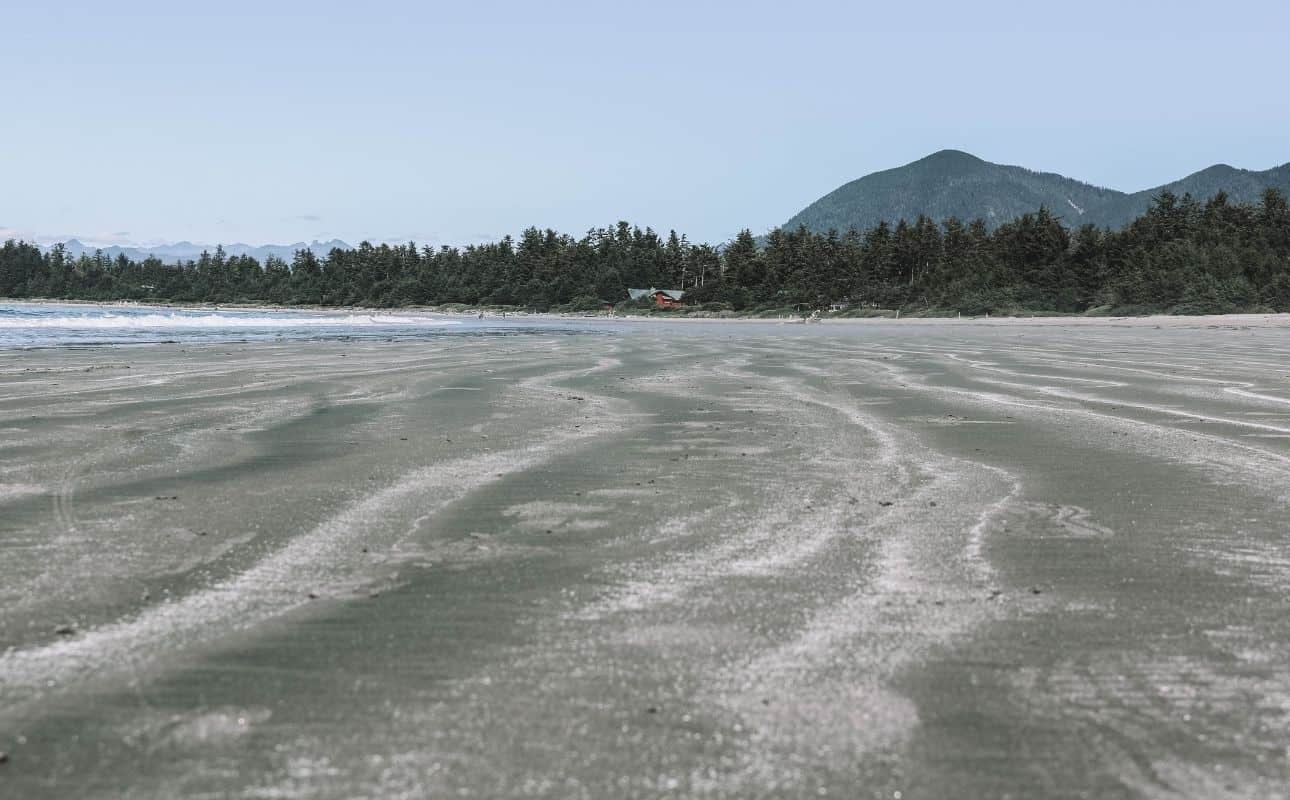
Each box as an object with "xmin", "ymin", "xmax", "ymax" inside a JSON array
[{"xmin": 628, "ymin": 287, "xmax": 686, "ymax": 309}]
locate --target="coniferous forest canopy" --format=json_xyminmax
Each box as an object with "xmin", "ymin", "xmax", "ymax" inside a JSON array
[{"xmin": 4, "ymin": 189, "xmax": 1290, "ymax": 316}]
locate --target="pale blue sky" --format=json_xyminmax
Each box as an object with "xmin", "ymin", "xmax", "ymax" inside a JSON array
[{"xmin": 2, "ymin": 0, "xmax": 1287, "ymax": 247}]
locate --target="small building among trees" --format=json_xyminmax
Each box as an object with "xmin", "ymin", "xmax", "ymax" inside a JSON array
[{"xmin": 627, "ymin": 288, "xmax": 686, "ymax": 309}]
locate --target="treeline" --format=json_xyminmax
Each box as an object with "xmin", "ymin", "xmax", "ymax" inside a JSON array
[{"xmin": 3, "ymin": 190, "xmax": 1289, "ymax": 315}]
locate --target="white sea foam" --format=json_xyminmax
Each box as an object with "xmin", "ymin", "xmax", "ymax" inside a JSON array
[{"xmin": 0, "ymin": 312, "xmax": 458, "ymax": 329}]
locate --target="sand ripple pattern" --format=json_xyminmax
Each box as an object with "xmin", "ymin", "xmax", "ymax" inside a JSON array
[{"xmin": 2, "ymin": 316, "xmax": 1290, "ymax": 798}]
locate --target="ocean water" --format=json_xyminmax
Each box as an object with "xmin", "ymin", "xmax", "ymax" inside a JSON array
[{"xmin": 0, "ymin": 302, "xmax": 491, "ymax": 347}]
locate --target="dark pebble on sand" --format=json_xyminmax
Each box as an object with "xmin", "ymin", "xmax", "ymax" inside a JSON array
[
  {"xmin": 878, "ymin": 501, "xmax": 894, "ymax": 507},
  {"xmin": 1031, "ymin": 587, "xmax": 1043, "ymax": 595},
  {"xmin": 55, "ymin": 624, "xmax": 75, "ymax": 636},
  {"xmin": 154, "ymin": 495, "xmax": 179, "ymax": 501},
  {"xmin": 646, "ymin": 706, "xmax": 658, "ymax": 714},
  {"xmin": 307, "ymin": 591, "xmax": 320, "ymax": 600}
]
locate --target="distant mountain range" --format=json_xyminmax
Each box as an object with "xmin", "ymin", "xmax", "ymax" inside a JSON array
[
  {"xmin": 44, "ymin": 239, "xmax": 352, "ymax": 263},
  {"xmin": 781, "ymin": 150, "xmax": 1290, "ymax": 233}
]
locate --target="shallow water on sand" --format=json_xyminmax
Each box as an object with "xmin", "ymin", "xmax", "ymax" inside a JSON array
[{"xmin": 2, "ymin": 315, "xmax": 1290, "ymax": 798}]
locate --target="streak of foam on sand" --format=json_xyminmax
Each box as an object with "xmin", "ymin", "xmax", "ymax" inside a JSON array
[
  {"xmin": 707, "ymin": 378, "xmax": 1022, "ymax": 789},
  {"xmin": 0, "ymin": 352, "xmax": 629, "ymax": 717}
]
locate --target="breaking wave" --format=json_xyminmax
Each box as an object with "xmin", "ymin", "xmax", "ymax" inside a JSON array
[
  {"xmin": 0, "ymin": 312, "xmax": 459, "ymax": 329},
  {"xmin": 0, "ymin": 302, "xmax": 470, "ymax": 346}
]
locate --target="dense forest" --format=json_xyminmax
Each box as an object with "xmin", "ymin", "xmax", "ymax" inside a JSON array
[{"xmin": 3, "ymin": 189, "xmax": 1289, "ymax": 315}]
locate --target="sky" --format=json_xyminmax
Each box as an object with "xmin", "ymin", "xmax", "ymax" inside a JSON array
[{"xmin": 2, "ymin": 0, "xmax": 1288, "ymax": 248}]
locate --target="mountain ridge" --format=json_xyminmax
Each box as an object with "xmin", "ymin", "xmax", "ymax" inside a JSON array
[
  {"xmin": 41, "ymin": 239, "xmax": 353, "ymax": 264},
  {"xmin": 781, "ymin": 150, "xmax": 1290, "ymax": 234}
]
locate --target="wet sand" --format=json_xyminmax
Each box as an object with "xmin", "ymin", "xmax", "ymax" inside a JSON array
[{"xmin": 2, "ymin": 317, "xmax": 1290, "ymax": 798}]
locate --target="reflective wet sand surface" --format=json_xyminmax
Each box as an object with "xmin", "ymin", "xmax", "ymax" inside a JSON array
[{"xmin": 3, "ymin": 317, "xmax": 1289, "ymax": 798}]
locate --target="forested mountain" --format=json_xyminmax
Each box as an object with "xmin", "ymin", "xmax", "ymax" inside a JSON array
[
  {"xmin": 5, "ymin": 190, "xmax": 1290, "ymax": 316},
  {"xmin": 1154, "ymin": 164, "xmax": 1290, "ymax": 214},
  {"xmin": 783, "ymin": 150, "xmax": 1290, "ymax": 233}
]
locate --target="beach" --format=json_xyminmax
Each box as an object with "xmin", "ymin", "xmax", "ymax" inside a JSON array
[{"xmin": 3, "ymin": 315, "xmax": 1290, "ymax": 798}]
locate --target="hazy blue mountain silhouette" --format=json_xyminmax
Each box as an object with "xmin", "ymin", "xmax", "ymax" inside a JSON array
[{"xmin": 49, "ymin": 239, "xmax": 352, "ymax": 262}]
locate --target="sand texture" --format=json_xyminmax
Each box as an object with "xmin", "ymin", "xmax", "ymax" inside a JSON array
[{"xmin": 2, "ymin": 317, "xmax": 1289, "ymax": 798}]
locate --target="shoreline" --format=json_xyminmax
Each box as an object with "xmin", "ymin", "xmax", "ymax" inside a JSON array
[{"xmin": 6, "ymin": 296, "xmax": 1290, "ymax": 331}]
